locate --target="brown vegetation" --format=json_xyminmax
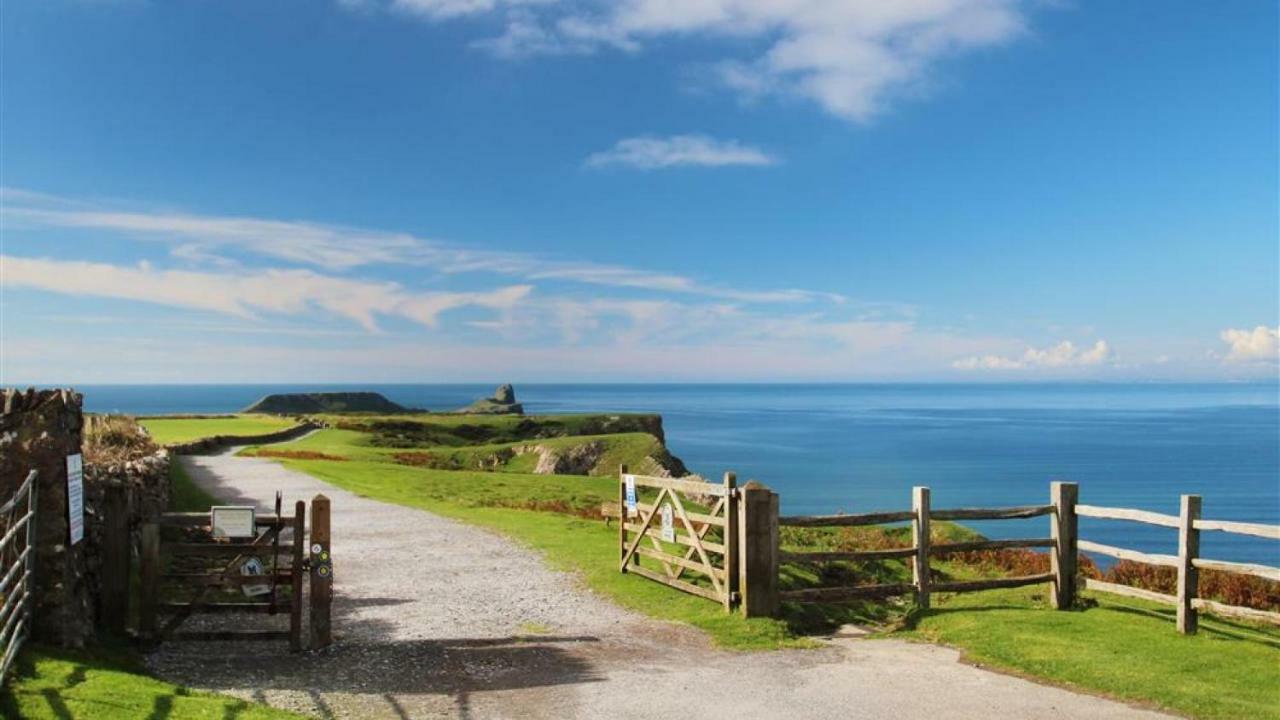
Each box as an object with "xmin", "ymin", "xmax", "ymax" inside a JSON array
[
  {"xmin": 251, "ymin": 449, "xmax": 347, "ymax": 462},
  {"xmin": 83, "ymin": 415, "xmax": 159, "ymax": 464}
]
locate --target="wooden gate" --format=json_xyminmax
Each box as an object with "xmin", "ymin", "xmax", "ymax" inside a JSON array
[
  {"xmin": 618, "ymin": 466, "xmax": 738, "ymax": 610},
  {"xmin": 139, "ymin": 492, "xmax": 332, "ymax": 651}
]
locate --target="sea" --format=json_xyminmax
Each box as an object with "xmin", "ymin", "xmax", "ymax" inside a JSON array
[{"xmin": 75, "ymin": 382, "xmax": 1280, "ymax": 567}]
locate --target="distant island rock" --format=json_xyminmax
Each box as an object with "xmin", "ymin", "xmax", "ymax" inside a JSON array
[
  {"xmin": 243, "ymin": 391, "xmax": 409, "ymax": 414},
  {"xmin": 456, "ymin": 384, "xmax": 524, "ymax": 415}
]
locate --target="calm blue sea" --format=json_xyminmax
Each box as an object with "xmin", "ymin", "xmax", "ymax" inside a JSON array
[{"xmin": 75, "ymin": 383, "xmax": 1280, "ymax": 566}]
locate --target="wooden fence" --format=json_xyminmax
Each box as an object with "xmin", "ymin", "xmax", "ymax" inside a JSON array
[
  {"xmin": 140, "ymin": 493, "xmax": 333, "ymax": 651},
  {"xmin": 615, "ymin": 476, "xmax": 1280, "ymax": 633},
  {"xmin": 1076, "ymin": 496, "xmax": 1280, "ymax": 633},
  {"xmin": 618, "ymin": 466, "xmax": 738, "ymax": 611},
  {"xmin": 0, "ymin": 471, "xmax": 37, "ymax": 681}
]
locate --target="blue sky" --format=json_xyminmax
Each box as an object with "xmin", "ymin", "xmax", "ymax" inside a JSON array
[{"xmin": 1, "ymin": 0, "xmax": 1276, "ymax": 383}]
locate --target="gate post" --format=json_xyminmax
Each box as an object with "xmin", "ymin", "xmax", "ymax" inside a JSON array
[
  {"xmin": 100, "ymin": 485, "xmax": 130, "ymax": 635},
  {"xmin": 139, "ymin": 522, "xmax": 159, "ymax": 639},
  {"xmin": 738, "ymin": 481, "xmax": 778, "ymax": 618},
  {"xmin": 912, "ymin": 486, "xmax": 931, "ymax": 609},
  {"xmin": 1177, "ymin": 494, "xmax": 1202, "ymax": 635},
  {"xmin": 1050, "ymin": 481, "xmax": 1078, "ymax": 609},
  {"xmin": 723, "ymin": 472, "xmax": 738, "ymax": 612},
  {"xmin": 309, "ymin": 494, "xmax": 332, "ymax": 649}
]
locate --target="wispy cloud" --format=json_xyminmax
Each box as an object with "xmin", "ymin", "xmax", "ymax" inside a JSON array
[
  {"xmin": 952, "ymin": 340, "xmax": 1113, "ymax": 371},
  {"xmin": 350, "ymin": 0, "xmax": 1034, "ymax": 122},
  {"xmin": 585, "ymin": 135, "xmax": 777, "ymax": 170},
  {"xmin": 1220, "ymin": 326, "xmax": 1280, "ymax": 363},
  {"xmin": 1, "ymin": 255, "xmax": 531, "ymax": 332},
  {"xmin": 2, "ymin": 187, "xmax": 837, "ymax": 305}
]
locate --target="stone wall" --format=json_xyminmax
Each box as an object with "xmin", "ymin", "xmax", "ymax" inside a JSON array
[{"xmin": 0, "ymin": 388, "xmax": 91, "ymax": 646}]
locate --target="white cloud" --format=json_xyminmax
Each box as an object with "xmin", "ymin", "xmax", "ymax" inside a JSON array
[
  {"xmin": 1, "ymin": 255, "xmax": 531, "ymax": 332},
  {"xmin": 1220, "ymin": 326, "xmax": 1280, "ymax": 363},
  {"xmin": 358, "ymin": 0, "xmax": 1033, "ymax": 122},
  {"xmin": 952, "ymin": 340, "xmax": 1113, "ymax": 371},
  {"xmin": 2, "ymin": 187, "xmax": 836, "ymax": 305},
  {"xmin": 585, "ymin": 134, "xmax": 777, "ymax": 169}
]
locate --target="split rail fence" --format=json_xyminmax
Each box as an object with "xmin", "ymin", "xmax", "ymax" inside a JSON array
[
  {"xmin": 616, "ymin": 473, "xmax": 1280, "ymax": 633},
  {"xmin": 0, "ymin": 471, "xmax": 37, "ymax": 682}
]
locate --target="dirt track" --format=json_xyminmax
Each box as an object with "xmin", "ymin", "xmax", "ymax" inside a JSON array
[{"xmin": 146, "ymin": 448, "xmax": 1171, "ymax": 719}]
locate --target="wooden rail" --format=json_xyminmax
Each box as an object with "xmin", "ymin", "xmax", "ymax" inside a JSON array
[{"xmin": 1075, "ymin": 493, "xmax": 1280, "ymax": 632}]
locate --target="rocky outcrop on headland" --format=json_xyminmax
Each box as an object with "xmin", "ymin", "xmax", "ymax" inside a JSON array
[
  {"xmin": 456, "ymin": 384, "xmax": 524, "ymax": 415},
  {"xmin": 243, "ymin": 392, "xmax": 408, "ymax": 414}
]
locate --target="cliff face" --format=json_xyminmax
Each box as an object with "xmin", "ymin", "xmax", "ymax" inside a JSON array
[{"xmin": 243, "ymin": 392, "xmax": 407, "ymax": 414}]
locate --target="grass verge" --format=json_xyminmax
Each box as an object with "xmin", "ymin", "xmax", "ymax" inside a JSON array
[{"xmin": 139, "ymin": 415, "xmax": 297, "ymax": 446}]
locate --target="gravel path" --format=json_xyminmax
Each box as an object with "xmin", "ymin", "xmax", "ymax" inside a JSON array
[{"xmin": 146, "ymin": 448, "xmax": 1172, "ymax": 720}]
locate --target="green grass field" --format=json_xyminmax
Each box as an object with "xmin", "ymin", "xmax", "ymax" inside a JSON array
[
  {"xmin": 3, "ymin": 644, "xmax": 307, "ymax": 720},
  {"xmin": 139, "ymin": 415, "xmax": 298, "ymax": 445}
]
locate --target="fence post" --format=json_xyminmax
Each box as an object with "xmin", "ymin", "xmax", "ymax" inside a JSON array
[
  {"xmin": 309, "ymin": 494, "xmax": 332, "ymax": 649},
  {"xmin": 1050, "ymin": 481, "xmax": 1078, "ymax": 609},
  {"xmin": 723, "ymin": 472, "xmax": 738, "ymax": 612},
  {"xmin": 1177, "ymin": 494, "xmax": 1202, "ymax": 635},
  {"xmin": 912, "ymin": 486, "xmax": 931, "ymax": 609},
  {"xmin": 100, "ymin": 485, "xmax": 130, "ymax": 635},
  {"xmin": 738, "ymin": 481, "xmax": 778, "ymax": 618},
  {"xmin": 289, "ymin": 500, "xmax": 306, "ymax": 653},
  {"xmin": 139, "ymin": 522, "xmax": 159, "ymax": 639},
  {"xmin": 618, "ymin": 465, "xmax": 628, "ymax": 574}
]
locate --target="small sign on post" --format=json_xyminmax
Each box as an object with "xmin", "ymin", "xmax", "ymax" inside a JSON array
[
  {"xmin": 211, "ymin": 506, "xmax": 257, "ymax": 539},
  {"xmin": 624, "ymin": 474, "xmax": 637, "ymax": 517},
  {"xmin": 660, "ymin": 503, "xmax": 675, "ymax": 542},
  {"xmin": 66, "ymin": 453, "xmax": 84, "ymax": 545},
  {"xmin": 240, "ymin": 557, "xmax": 271, "ymax": 597}
]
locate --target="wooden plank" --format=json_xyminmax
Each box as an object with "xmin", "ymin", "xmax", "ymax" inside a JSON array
[
  {"xmin": 779, "ymin": 583, "xmax": 915, "ymax": 603},
  {"xmin": 781, "ymin": 548, "xmax": 916, "ymax": 563},
  {"xmin": 139, "ymin": 523, "xmax": 160, "ymax": 639},
  {"xmin": 627, "ymin": 564, "xmax": 723, "ymax": 603},
  {"xmin": 100, "ymin": 486, "xmax": 130, "ymax": 636},
  {"xmin": 623, "ymin": 523, "xmax": 726, "ymax": 554},
  {"xmin": 171, "ymin": 630, "xmax": 293, "ymax": 642},
  {"xmin": 913, "ymin": 487, "xmax": 931, "ymax": 609},
  {"xmin": 161, "ymin": 572, "xmax": 295, "ymax": 587},
  {"xmin": 158, "ymin": 602, "xmax": 276, "ymax": 614},
  {"xmin": 166, "ymin": 542, "xmax": 296, "ymax": 556},
  {"xmin": 157, "ymin": 512, "xmax": 294, "ymax": 527},
  {"xmin": 779, "ymin": 510, "xmax": 914, "ymax": 528},
  {"xmin": 675, "ymin": 497, "xmax": 726, "ymax": 583},
  {"xmin": 627, "ymin": 474, "xmax": 728, "ymax": 497},
  {"xmin": 1191, "ymin": 598, "xmax": 1280, "ymax": 626},
  {"xmin": 1082, "ymin": 578, "xmax": 1177, "ymax": 605},
  {"xmin": 635, "ymin": 502, "xmax": 725, "ymax": 529},
  {"xmin": 668, "ymin": 491, "xmax": 725, "ymax": 598},
  {"xmin": 931, "ymin": 505, "xmax": 1055, "ymax": 521},
  {"xmin": 620, "ymin": 487, "xmax": 670, "ymax": 570},
  {"xmin": 1191, "ymin": 558, "xmax": 1280, "ymax": 582},
  {"xmin": 1193, "ymin": 519, "xmax": 1280, "ymax": 541},
  {"xmin": 1078, "ymin": 540, "xmax": 1179, "ymax": 567},
  {"xmin": 1076, "ymin": 504, "xmax": 1180, "ymax": 529},
  {"xmin": 1178, "ymin": 495, "xmax": 1202, "ymax": 634},
  {"xmin": 290, "ymin": 500, "xmax": 305, "ymax": 653},
  {"xmin": 1051, "ymin": 481, "xmax": 1078, "ymax": 610},
  {"xmin": 634, "ymin": 546, "xmax": 725, "ymax": 581},
  {"xmin": 931, "ymin": 573, "xmax": 1054, "ymax": 594},
  {"xmin": 309, "ymin": 494, "xmax": 332, "ymax": 650},
  {"xmin": 931, "ymin": 538, "xmax": 1055, "ymax": 555}
]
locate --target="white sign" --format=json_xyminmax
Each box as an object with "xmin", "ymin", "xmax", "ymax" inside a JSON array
[
  {"xmin": 624, "ymin": 474, "xmax": 637, "ymax": 516},
  {"xmin": 66, "ymin": 454, "xmax": 84, "ymax": 545},
  {"xmin": 240, "ymin": 557, "xmax": 271, "ymax": 597},
  {"xmin": 211, "ymin": 506, "xmax": 256, "ymax": 539},
  {"xmin": 660, "ymin": 503, "xmax": 675, "ymax": 542}
]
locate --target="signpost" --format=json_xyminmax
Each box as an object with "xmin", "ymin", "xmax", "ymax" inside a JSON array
[
  {"xmin": 660, "ymin": 503, "xmax": 675, "ymax": 542},
  {"xmin": 211, "ymin": 506, "xmax": 256, "ymax": 539},
  {"xmin": 66, "ymin": 453, "xmax": 84, "ymax": 545},
  {"xmin": 624, "ymin": 474, "xmax": 637, "ymax": 517}
]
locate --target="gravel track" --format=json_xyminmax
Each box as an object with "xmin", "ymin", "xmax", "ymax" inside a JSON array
[{"xmin": 146, "ymin": 448, "xmax": 1171, "ymax": 719}]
